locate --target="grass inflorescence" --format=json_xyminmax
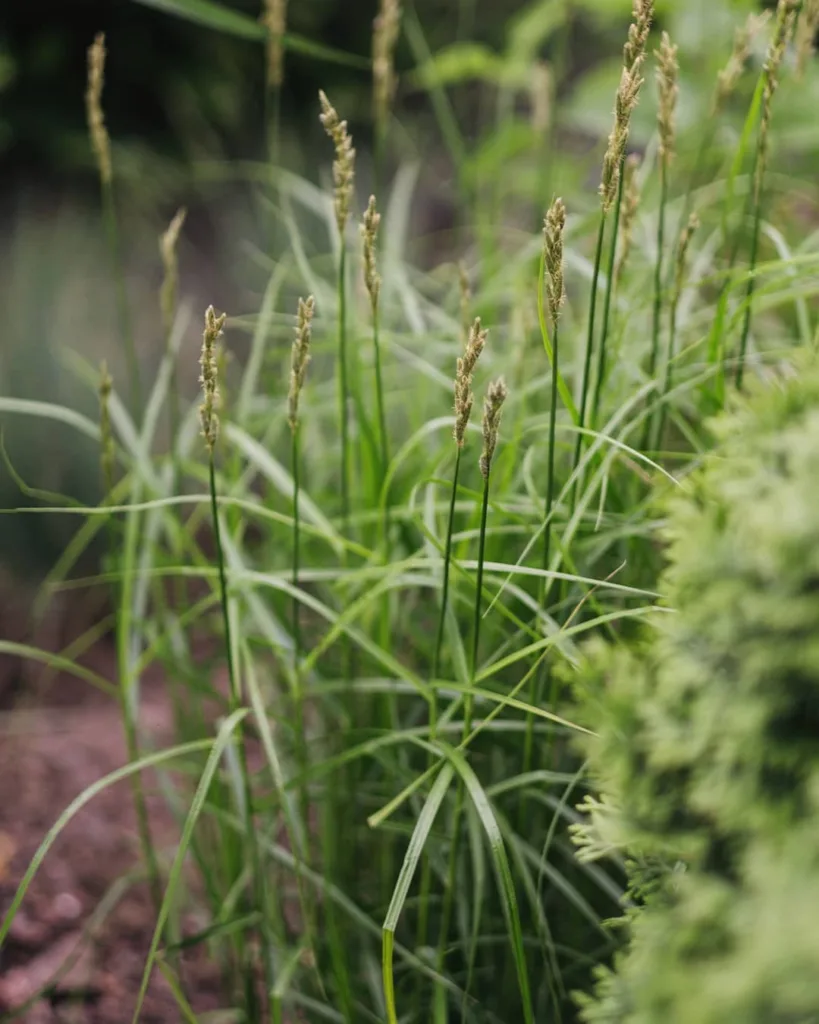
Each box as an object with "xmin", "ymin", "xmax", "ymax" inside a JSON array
[{"xmin": 4, "ymin": 5, "xmax": 819, "ymax": 1022}]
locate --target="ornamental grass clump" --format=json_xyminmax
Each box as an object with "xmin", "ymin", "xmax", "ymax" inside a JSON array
[{"xmin": 570, "ymin": 355, "xmax": 819, "ymax": 1022}]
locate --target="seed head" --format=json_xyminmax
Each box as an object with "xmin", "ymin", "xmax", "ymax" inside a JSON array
[
  {"xmin": 674, "ymin": 212, "xmax": 699, "ymax": 297},
  {"xmin": 159, "ymin": 207, "xmax": 186, "ymax": 336},
  {"xmin": 453, "ymin": 317, "xmax": 487, "ymax": 448},
  {"xmin": 86, "ymin": 33, "xmax": 111, "ymax": 186},
  {"xmin": 543, "ymin": 197, "xmax": 566, "ymax": 324},
  {"xmin": 99, "ymin": 360, "xmax": 115, "ymax": 495},
  {"xmin": 373, "ymin": 0, "xmax": 401, "ymax": 137},
  {"xmin": 530, "ymin": 61, "xmax": 553, "ymax": 137},
  {"xmin": 288, "ymin": 296, "xmax": 315, "ymax": 431},
  {"xmin": 200, "ymin": 306, "xmax": 226, "ymax": 452},
  {"xmin": 458, "ymin": 261, "xmax": 472, "ymax": 345},
  {"xmin": 714, "ymin": 12, "xmax": 772, "ymax": 111},
  {"xmin": 615, "ymin": 154, "xmax": 641, "ymax": 285},
  {"xmin": 479, "ymin": 377, "xmax": 508, "ymax": 479},
  {"xmin": 600, "ymin": 0, "xmax": 653, "ymax": 211},
  {"xmin": 261, "ymin": 0, "xmax": 287, "ymax": 89},
  {"xmin": 756, "ymin": 0, "xmax": 800, "ymax": 200},
  {"xmin": 623, "ymin": 0, "xmax": 654, "ymax": 72},
  {"xmin": 796, "ymin": 0, "xmax": 819, "ymax": 77},
  {"xmin": 319, "ymin": 90, "xmax": 356, "ymax": 236},
  {"xmin": 656, "ymin": 32, "xmax": 678, "ymax": 168},
  {"xmin": 361, "ymin": 195, "xmax": 381, "ymax": 311}
]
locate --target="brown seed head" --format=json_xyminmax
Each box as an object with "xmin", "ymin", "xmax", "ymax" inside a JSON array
[
  {"xmin": 543, "ymin": 197, "xmax": 566, "ymax": 324},
  {"xmin": 756, "ymin": 0, "xmax": 799, "ymax": 198},
  {"xmin": 373, "ymin": 0, "xmax": 401, "ymax": 136},
  {"xmin": 86, "ymin": 33, "xmax": 111, "ymax": 186},
  {"xmin": 600, "ymin": 0, "xmax": 653, "ymax": 211},
  {"xmin": 674, "ymin": 212, "xmax": 699, "ymax": 297},
  {"xmin": 199, "ymin": 306, "xmax": 226, "ymax": 452},
  {"xmin": 714, "ymin": 12, "xmax": 772, "ymax": 111},
  {"xmin": 453, "ymin": 317, "xmax": 487, "ymax": 448},
  {"xmin": 656, "ymin": 32, "xmax": 679, "ymax": 168},
  {"xmin": 319, "ymin": 90, "xmax": 356, "ymax": 236},
  {"xmin": 458, "ymin": 261, "xmax": 472, "ymax": 345},
  {"xmin": 361, "ymin": 195, "xmax": 381, "ymax": 311},
  {"xmin": 479, "ymin": 377, "xmax": 508, "ymax": 479},
  {"xmin": 261, "ymin": 0, "xmax": 288, "ymax": 89},
  {"xmin": 160, "ymin": 207, "xmax": 187, "ymax": 336},
  {"xmin": 288, "ymin": 296, "xmax": 315, "ymax": 431},
  {"xmin": 796, "ymin": 0, "xmax": 819, "ymax": 77},
  {"xmin": 615, "ymin": 154, "xmax": 642, "ymax": 285}
]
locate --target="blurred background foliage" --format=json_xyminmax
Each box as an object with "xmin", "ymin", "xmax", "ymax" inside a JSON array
[{"xmin": 1, "ymin": 0, "xmax": 817, "ymax": 576}]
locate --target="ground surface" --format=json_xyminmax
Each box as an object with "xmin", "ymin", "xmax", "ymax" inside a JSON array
[{"xmin": 0, "ymin": 652, "xmax": 224, "ymax": 1023}]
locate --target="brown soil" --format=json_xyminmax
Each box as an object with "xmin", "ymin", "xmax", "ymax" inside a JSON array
[{"xmin": 0, "ymin": 647, "xmax": 224, "ymax": 1023}]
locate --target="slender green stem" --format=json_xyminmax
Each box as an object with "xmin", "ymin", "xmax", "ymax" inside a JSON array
[
  {"xmin": 591, "ymin": 159, "xmax": 626, "ymax": 430},
  {"xmin": 655, "ymin": 284, "xmax": 681, "ymax": 452},
  {"xmin": 338, "ymin": 245, "xmax": 351, "ymax": 530},
  {"xmin": 736, "ymin": 178, "xmax": 765, "ymax": 391},
  {"xmin": 642, "ymin": 162, "xmax": 668, "ymax": 453},
  {"xmin": 417, "ymin": 445, "xmax": 462, "ymax": 967},
  {"xmin": 522, "ymin": 320, "xmax": 560, "ymax": 788},
  {"xmin": 371, "ymin": 303, "xmax": 389, "ymax": 487},
  {"xmin": 291, "ymin": 424, "xmax": 309, "ymax": 834},
  {"xmin": 571, "ymin": 213, "xmax": 607, "ymax": 508},
  {"xmin": 435, "ymin": 465, "xmax": 492, "ymax": 1013},
  {"xmin": 208, "ymin": 455, "xmax": 271, "ymax": 1015},
  {"xmin": 101, "ymin": 181, "xmax": 140, "ymax": 413},
  {"xmin": 648, "ymin": 162, "xmax": 668, "ymax": 382}
]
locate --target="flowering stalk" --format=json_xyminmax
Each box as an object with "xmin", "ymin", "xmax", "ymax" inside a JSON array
[
  {"xmin": 736, "ymin": 0, "xmax": 799, "ymax": 389},
  {"xmin": 86, "ymin": 33, "xmax": 140, "ymax": 412},
  {"xmin": 373, "ymin": 0, "xmax": 401, "ymax": 190},
  {"xmin": 573, "ymin": 0, "xmax": 653, "ymax": 495}
]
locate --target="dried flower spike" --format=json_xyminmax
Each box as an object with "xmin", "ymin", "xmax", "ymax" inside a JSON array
[
  {"xmin": 543, "ymin": 197, "xmax": 566, "ymax": 324},
  {"xmin": 453, "ymin": 317, "xmax": 488, "ymax": 448},
  {"xmin": 99, "ymin": 360, "xmax": 115, "ymax": 494},
  {"xmin": 756, "ymin": 0, "xmax": 800, "ymax": 196},
  {"xmin": 458, "ymin": 261, "xmax": 472, "ymax": 345},
  {"xmin": 675, "ymin": 212, "xmax": 699, "ymax": 295},
  {"xmin": 319, "ymin": 90, "xmax": 356, "ymax": 236},
  {"xmin": 479, "ymin": 377, "xmax": 508, "ymax": 479},
  {"xmin": 261, "ymin": 0, "xmax": 287, "ymax": 89},
  {"xmin": 361, "ymin": 195, "xmax": 381, "ymax": 311},
  {"xmin": 714, "ymin": 11, "xmax": 771, "ymax": 111},
  {"xmin": 796, "ymin": 0, "xmax": 819, "ymax": 77},
  {"xmin": 160, "ymin": 207, "xmax": 186, "ymax": 335},
  {"xmin": 373, "ymin": 0, "xmax": 401, "ymax": 137},
  {"xmin": 656, "ymin": 32, "xmax": 678, "ymax": 168},
  {"xmin": 200, "ymin": 306, "xmax": 226, "ymax": 452},
  {"xmin": 288, "ymin": 296, "xmax": 315, "ymax": 431},
  {"xmin": 86, "ymin": 33, "xmax": 111, "ymax": 186},
  {"xmin": 615, "ymin": 154, "xmax": 641, "ymax": 284},
  {"xmin": 600, "ymin": 0, "xmax": 654, "ymax": 212}
]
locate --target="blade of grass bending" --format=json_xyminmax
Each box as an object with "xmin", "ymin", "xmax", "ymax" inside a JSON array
[
  {"xmin": 443, "ymin": 744, "xmax": 535, "ymax": 1024},
  {"xmin": 131, "ymin": 710, "xmax": 249, "ymax": 1023},
  {"xmin": 0, "ymin": 738, "xmax": 215, "ymax": 945},
  {"xmin": 383, "ymin": 764, "xmax": 455, "ymax": 1024},
  {"xmin": 130, "ymin": 0, "xmax": 370, "ymax": 68},
  {"xmin": 536, "ymin": 247, "xmax": 577, "ymax": 423}
]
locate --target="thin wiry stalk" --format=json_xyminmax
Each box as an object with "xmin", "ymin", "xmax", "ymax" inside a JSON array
[
  {"xmin": 571, "ymin": 213, "xmax": 607, "ymax": 506},
  {"xmin": 337, "ymin": 246, "xmax": 351, "ymax": 530},
  {"xmin": 642, "ymin": 160, "xmax": 668, "ymax": 453},
  {"xmin": 591, "ymin": 158, "xmax": 626, "ymax": 431}
]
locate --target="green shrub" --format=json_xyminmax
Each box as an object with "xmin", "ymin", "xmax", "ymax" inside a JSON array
[{"xmin": 571, "ymin": 356, "xmax": 819, "ymax": 1023}]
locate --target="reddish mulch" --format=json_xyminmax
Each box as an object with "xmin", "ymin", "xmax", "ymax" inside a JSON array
[{"xmin": 0, "ymin": 647, "xmax": 225, "ymax": 1023}]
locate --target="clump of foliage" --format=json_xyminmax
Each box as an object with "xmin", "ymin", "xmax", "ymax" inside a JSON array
[{"xmin": 571, "ymin": 355, "xmax": 819, "ymax": 1023}]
